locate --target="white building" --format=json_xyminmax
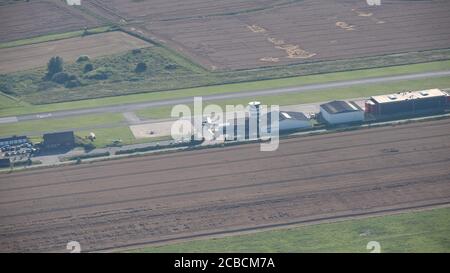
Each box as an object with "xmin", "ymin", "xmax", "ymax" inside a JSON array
[
  {"xmin": 214, "ymin": 110, "xmax": 311, "ymax": 140},
  {"xmin": 66, "ymin": 0, "xmax": 81, "ymax": 6},
  {"xmin": 320, "ymin": 100, "xmax": 364, "ymax": 124},
  {"xmin": 262, "ymin": 111, "xmax": 311, "ymax": 133}
]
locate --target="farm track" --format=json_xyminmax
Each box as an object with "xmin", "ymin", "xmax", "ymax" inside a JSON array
[{"xmin": 1, "ymin": 118, "xmax": 450, "ymax": 252}]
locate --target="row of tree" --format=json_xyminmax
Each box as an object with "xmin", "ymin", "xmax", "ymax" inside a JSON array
[
  {"xmin": 45, "ymin": 56, "xmax": 80, "ymax": 88},
  {"xmin": 44, "ymin": 56, "xmax": 149, "ymax": 88}
]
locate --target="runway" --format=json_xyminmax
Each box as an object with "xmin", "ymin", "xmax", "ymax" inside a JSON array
[{"xmin": 1, "ymin": 70, "xmax": 449, "ymax": 124}]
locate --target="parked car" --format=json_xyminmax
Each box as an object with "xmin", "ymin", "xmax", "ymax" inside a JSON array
[{"xmin": 1, "ymin": 145, "xmax": 11, "ymax": 152}]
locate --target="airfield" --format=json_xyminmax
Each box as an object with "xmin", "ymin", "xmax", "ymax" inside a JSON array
[
  {"xmin": 1, "ymin": 118, "xmax": 449, "ymax": 252},
  {"xmin": 1, "ymin": 0, "xmax": 450, "ymax": 253}
]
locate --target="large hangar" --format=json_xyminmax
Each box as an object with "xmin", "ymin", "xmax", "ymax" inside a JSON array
[
  {"xmin": 319, "ymin": 100, "xmax": 364, "ymax": 125},
  {"xmin": 264, "ymin": 111, "xmax": 311, "ymax": 132},
  {"xmin": 365, "ymin": 89, "xmax": 449, "ymax": 116}
]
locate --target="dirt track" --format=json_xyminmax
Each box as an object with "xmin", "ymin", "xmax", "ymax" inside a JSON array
[{"xmin": 1, "ymin": 119, "xmax": 450, "ymax": 252}]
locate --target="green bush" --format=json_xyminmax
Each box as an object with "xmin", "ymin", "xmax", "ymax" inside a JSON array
[
  {"xmin": 37, "ymin": 81, "xmax": 59, "ymax": 91},
  {"xmin": 45, "ymin": 56, "xmax": 63, "ymax": 79},
  {"xmin": 85, "ymin": 67, "xmax": 112, "ymax": 80},
  {"xmin": 83, "ymin": 63, "xmax": 94, "ymax": 73},
  {"xmin": 135, "ymin": 62, "xmax": 147, "ymax": 73},
  {"xmin": 76, "ymin": 55, "xmax": 90, "ymax": 62},
  {"xmin": 0, "ymin": 82, "xmax": 13, "ymax": 94},
  {"xmin": 51, "ymin": 72, "xmax": 70, "ymax": 84},
  {"xmin": 165, "ymin": 63, "xmax": 177, "ymax": 70},
  {"xmin": 65, "ymin": 79, "xmax": 81, "ymax": 88}
]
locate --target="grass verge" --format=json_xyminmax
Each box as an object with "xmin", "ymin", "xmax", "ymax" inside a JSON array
[
  {"xmin": 0, "ymin": 113, "xmax": 124, "ymax": 137},
  {"xmin": 129, "ymin": 207, "xmax": 450, "ymax": 253}
]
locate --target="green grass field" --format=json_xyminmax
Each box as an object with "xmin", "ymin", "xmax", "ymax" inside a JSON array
[
  {"xmin": 130, "ymin": 207, "xmax": 450, "ymax": 253},
  {"xmin": 0, "ymin": 113, "xmax": 124, "ymax": 137},
  {"xmin": 1, "ymin": 60, "xmax": 450, "ymax": 117},
  {"xmin": 0, "ymin": 117, "xmax": 171, "ymax": 148}
]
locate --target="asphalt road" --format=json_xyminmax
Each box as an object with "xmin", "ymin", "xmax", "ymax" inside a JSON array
[{"xmin": 1, "ymin": 70, "xmax": 449, "ymax": 124}]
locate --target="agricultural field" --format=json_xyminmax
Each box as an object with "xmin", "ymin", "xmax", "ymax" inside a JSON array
[
  {"xmin": 0, "ymin": 118, "xmax": 449, "ymax": 252},
  {"xmin": 0, "ymin": 31, "xmax": 151, "ymax": 73},
  {"xmin": 0, "ymin": 0, "xmax": 102, "ymax": 43},
  {"xmin": 81, "ymin": 0, "xmax": 450, "ymax": 71},
  {"xmin": 1, "ymin": 1, "xmax": 450, "ymax": 105},
  {"xmin": 83, "ymin": 0, "xmax": 291, "ymax": 21}
]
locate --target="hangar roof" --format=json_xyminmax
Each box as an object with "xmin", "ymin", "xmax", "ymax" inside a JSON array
[
  {"xmin": 371, "ymin": 89, "xmax": 447, "ymax": 104},
  {"xmin": 43, "ymin": 131, "xmax": 75, "ymax": 145},
  {"xmin": 320, "ymin": 101, "xmax": 362, "ymax": 114},
  {"xmin": 266, "ymin": 111, "xmax": 309, "ymax": 123}
]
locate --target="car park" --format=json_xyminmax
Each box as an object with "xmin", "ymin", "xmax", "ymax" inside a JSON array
[{"xmin": 1, "ymin": 146, "xmax": 10, "ymax": 152}]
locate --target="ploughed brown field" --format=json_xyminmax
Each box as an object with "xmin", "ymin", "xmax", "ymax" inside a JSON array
[
  {"xmin": 1, "ymin": 119, "xmax": 450, "ymax": 252},
  {"xmin": 0, "ymin": 31, "xmax": 151, "ymax": 73},
  {"xmin": 0, "ymin": 0, "xmax": 101, "ymax": 43},
  {"xmin": 85, "ymin": 0, "xmax": 450, "ymax": 70}
]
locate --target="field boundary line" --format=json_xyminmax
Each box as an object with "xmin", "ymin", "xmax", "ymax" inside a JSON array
[{"xmin": 106, "ymin": 201, "xmax": 450, "ymax": 253}]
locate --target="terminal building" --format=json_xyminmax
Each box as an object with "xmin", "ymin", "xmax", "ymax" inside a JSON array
[
  {"xmin": 365, "ymin": 89, "xmax": 449, "ymax": 116},
  {"xmin": 319, "ymin": 100, "xmax": 364, "ymax": 125}
]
